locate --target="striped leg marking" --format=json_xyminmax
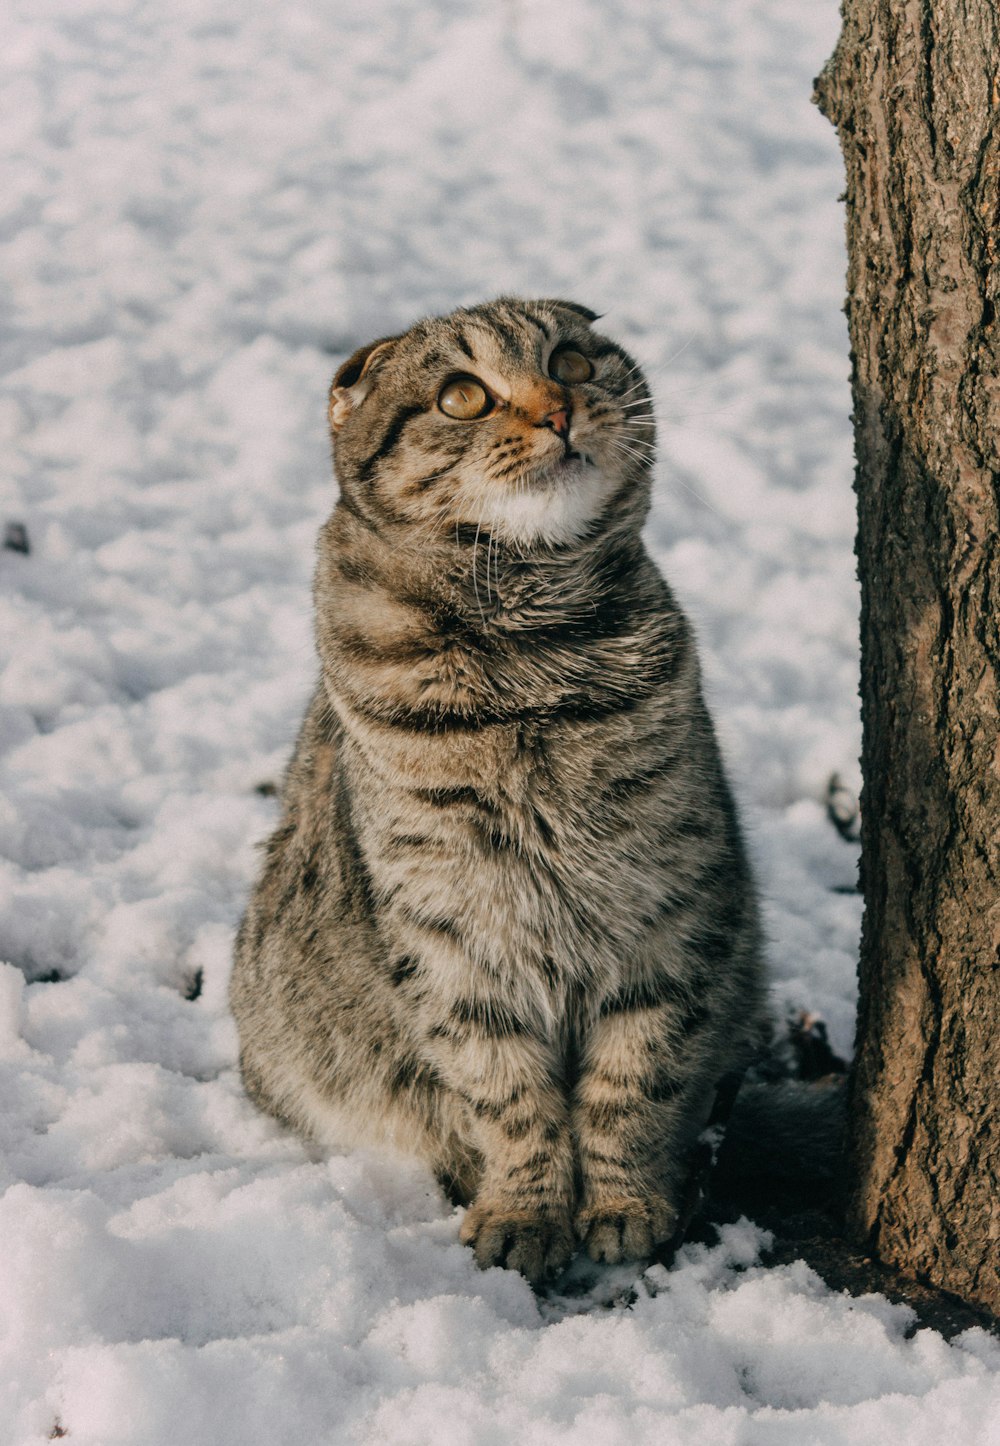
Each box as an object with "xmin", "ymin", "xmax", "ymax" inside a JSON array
[
  {"xmin": 427, "ymin": 1004, "xmax": 575, "ymax": 1284},
  {"xmin": 573, "ymin": 1000, "xmax": 704, "ymax": 1263}
]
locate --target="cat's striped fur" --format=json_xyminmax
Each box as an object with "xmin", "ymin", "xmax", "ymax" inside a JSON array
[{"xmin": 230, "ymin": 297, "xmax": 765, "ymax": 1283}]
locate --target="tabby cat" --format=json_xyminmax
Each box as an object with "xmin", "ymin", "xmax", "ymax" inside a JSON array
[{"xmin": 230, "ymin": 297, "xmax": 765, "ymax": 1285}]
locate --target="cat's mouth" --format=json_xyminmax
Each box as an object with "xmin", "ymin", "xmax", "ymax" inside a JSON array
[{"xmin": 528, "ymin": 448, "xmax": 591, "ymax": 486}]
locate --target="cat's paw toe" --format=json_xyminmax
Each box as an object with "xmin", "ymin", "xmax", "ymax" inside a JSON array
[
  {"xmin": 577, "ymin": 1195, "xmax": 676, "ymax": 1264},
  {"xmin": 460, "ymin": 1205, "xmax": 574, "ymax": 1285}
]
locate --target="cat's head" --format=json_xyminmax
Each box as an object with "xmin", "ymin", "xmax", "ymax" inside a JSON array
[{"xmin": 328, "ymin": 298, "xmax": 653, "ymax": 548}]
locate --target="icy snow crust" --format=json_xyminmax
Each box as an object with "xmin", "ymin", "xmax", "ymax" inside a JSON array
[{"xmin": 2, "ymin": 0, "xmax": 999, "ymax": 1440}]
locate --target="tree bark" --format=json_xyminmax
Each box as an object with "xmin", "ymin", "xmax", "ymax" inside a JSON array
[{"xmin": 815, "ymin": 1, "xmax": 1000, "ymax": 1314}]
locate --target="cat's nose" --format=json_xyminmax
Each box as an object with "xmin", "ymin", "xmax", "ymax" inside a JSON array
[{"xmin": 542, "ymin": 407, "xmax": 571, "ymax": 438}]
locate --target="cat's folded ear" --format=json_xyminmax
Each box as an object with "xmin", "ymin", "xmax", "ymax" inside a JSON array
[
  {"xmin": 328, "ymin": 335, "xmax": 401, "ymax": 434},
  {"xmin": 536, "ymin": 300, "xmax": 603, "ymax": 324}
]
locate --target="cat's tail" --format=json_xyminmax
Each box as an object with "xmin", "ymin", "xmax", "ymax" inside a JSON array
[
  {"xmin": 714, "ymin": 1075, "xmax": 848, "ymax": 1203},
  {"xmin": 691, "ymin": 1010, "xmax": 850, "ymax": 1232}
]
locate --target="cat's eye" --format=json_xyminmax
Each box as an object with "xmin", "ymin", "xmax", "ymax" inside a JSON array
[
  {"xmin": 548, "ymin": 347, "xmax": 593, "ymax": 384},
  {"xmin": 438, "ymin": 377, "xmax": 493, "ymax": 420}
]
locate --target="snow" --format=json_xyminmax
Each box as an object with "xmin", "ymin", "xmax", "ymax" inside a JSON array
[{"xmin": 2, "ymin": 0, "xmax": 998, "ymax": 1441}]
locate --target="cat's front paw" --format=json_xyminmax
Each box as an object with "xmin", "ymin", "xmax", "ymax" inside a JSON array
[
  {"xmin": 460, "ymin": 1203, "xmax": 575, "ymax": 1285},
  {"xmin": 576, "ymin": 1194, "xmax": 677, "ymax": 1265}
]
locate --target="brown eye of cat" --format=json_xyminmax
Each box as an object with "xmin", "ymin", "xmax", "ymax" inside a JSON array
[
  {"xmin": 548, "ymin": 347, "xmax": 593, "ymax": 384},
  {"xmin": 438, "ymin": 377, "xmax": 492, "ymax": 420}
]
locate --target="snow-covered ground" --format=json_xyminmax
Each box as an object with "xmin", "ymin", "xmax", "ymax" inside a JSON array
[{"xmin": 3, "ymin": 0, "xmax": 999, "ymax": 1441}]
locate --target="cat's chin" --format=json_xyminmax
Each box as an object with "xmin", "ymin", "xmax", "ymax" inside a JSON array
[{"xmin": 472, "ymin": 458, "xmax": 612, "ymax": 548}]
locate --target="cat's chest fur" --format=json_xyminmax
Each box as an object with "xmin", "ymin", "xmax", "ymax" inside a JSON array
[
  {"xmin": 327, "ymin": 559, "xmax": 690, "ymax": 1022},
  {"xmin": 358, "ymin": 720, "xmax": 654, "ymax": 942}
]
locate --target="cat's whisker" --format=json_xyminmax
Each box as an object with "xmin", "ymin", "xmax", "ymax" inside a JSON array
[
  {"xmin": 618, "ymin": 390, "xmax": 655, "ymax": 407},
  {"xmin": 471, "ymin": 517, "xmax": 488, "ymax": 625},
  {"xmin": 646, "ymin": 463, "xmax": 727, "ymax": 519},
  {"xmin": 616, "ymin": 436, "xmax": 657, "ymax": 453},
  {"xmin": 609, "ymin": 437, "xmax": 656, "ymax": 461},
  {"xmin": 658, "ymin": 335, "xmax": 695, "ymax": 371},
  {"xmin": 623, "ymin": 336, "xmax": 694, "ymax": 383},
  {"xmin": 650, "ymin": 381, "xmax": 715, "ymax": 402},
  {"xmin": 659, "ymin": 403, "xmax": 739, "ymax": 423},
  {"xmin": 611, "ymin": 429, "xmax": 654, "ymax": 446},
  {"xmin": 610, "ymin": 449, "xmax": 653, "ymax": 473},
  {"xmin": 615, "ymin": 354, "xmax": 713, "ymax": 415},
  {"xmin": 619, "ymin": 360, "xmax": 673, "ymax": 394},
  {"xmin": 622, "ymin": 376, "xmax": 716, "ymax": 415}
]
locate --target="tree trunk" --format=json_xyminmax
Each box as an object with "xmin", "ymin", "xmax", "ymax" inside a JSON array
[{"xmin": 815, "ymin": 1, "xmax": 1000, "ymax": 1314}]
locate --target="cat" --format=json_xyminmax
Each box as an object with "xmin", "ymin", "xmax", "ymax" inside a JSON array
[{"xmin": 230, "ymin": 296, "xmax": 766, "ymax": 1285}]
